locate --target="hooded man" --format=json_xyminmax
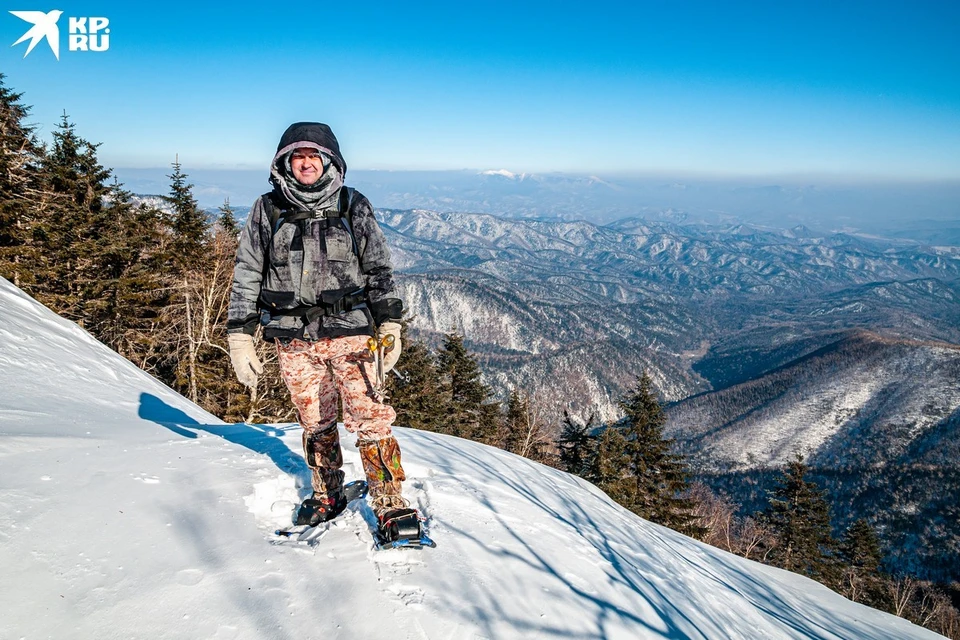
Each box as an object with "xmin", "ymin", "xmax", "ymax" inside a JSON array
[{"xmin": 226, "ymin": 122, "xmax": 414, "ymax": 540}]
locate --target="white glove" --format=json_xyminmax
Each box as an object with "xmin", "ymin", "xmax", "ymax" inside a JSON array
[
  {"xmin": 379, "ymin": 322, "xmax": 402, "ymax": 373},
  {"xmin": 228, "ymin": 333, "xmax": 264, "ymax": 389}
]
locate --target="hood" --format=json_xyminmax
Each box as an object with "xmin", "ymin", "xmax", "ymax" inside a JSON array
[
  {"xmin": 271, "ymin": 122, "xmax": 347, "ymax": 178},
  {"xmin": 268, "ymin": 122, "xmax": 347, "ymax": 211}
]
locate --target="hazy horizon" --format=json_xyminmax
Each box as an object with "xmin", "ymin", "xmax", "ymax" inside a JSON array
[{"xmin": 113, "ymin": 166, "xmax": 960, "ymax": 244}]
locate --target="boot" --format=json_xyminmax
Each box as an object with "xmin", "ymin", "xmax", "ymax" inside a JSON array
[
  {"xmin": 295, "ymin": 492, "xmax": 347, "ymax": 526},
  {"xmin": 357, "ymin": 436, "xmax": 423, "ymax": 545},
  {"xmin": 357, "ymin": 436, "xmax": 406, "ymax": 515},
  {"xmin": 296, "ymin": 425, "xmax": 346, "ymax": 526}
]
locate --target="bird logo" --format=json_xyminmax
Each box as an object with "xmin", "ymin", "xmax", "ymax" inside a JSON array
[{"xmin": 10, "ymin": 10, "xmax": 63, "ymax": 60}]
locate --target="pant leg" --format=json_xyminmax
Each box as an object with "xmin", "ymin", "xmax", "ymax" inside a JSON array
[
  {"xmin": 325, "ymin": 335, "xmax": 397, "ymax": 440},
  {"xmin": 326, "ymin": 335, "xmax": 405, "ymax": 497},
  {"xmin": 277, "ymin": 339, "xmax": 344, "ymax": 496}
]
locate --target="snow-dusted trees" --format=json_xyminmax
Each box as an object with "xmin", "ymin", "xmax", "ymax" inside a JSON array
[
  {"xmin": 762, "ymin": 453, "xmax": 839, "ymax": 583},
  {"xmin": 436, "ymin": 333, "xmax": 501, "ymax": 443},
  {"xmin": 0, "ymin": 74, "xmax": 45, "ymax": 290},
  {"xmin": 617, "ymin": 372, "xmax": 702, "ymax": 535}
]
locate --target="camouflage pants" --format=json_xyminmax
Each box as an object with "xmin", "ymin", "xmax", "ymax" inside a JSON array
[{"xmin": 277, "ymin": 336, "xmax": 405, "ymax": 498}]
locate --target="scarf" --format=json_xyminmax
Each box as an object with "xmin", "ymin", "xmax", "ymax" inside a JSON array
[{"xmin": 270, "ymin": 149, "xmax": 344, "ymax": 214}]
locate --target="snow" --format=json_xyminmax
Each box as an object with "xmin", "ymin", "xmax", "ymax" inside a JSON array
[
  {"xmin": 481, "ymin": 169, "xmax": 519, "ymax": 179},
  {"xmin": 0, "ymin": 276, "xmax": 941, "ymax": 639}
]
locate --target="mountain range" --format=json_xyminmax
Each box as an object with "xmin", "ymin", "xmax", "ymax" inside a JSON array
[
  {"xmin": 379, "ymin": 208, "xmax": 960, "ymax": 583},
  {"xmin": 380, "ymin": 208, "xmax": 960, "ymax": 417}
]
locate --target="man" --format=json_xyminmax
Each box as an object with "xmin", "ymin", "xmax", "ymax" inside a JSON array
[{"xmin": 226, "ymin": 122, "xmax": 415, "ymax": 541}]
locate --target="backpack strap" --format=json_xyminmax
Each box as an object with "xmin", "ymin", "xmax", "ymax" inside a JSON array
[
  {"xmin": 338, "ymin": 187, "xmax": 359, "ymax": 258},
  {"xmin": 260, "ymin": 187, "xmax": 359, "ymax": 259},
  {"xmin": 260, "ymin": 190, "xmax": 285, "ymax": 234}
]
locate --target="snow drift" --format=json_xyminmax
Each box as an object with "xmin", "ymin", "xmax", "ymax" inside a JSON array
[{"xmin": 0, "ymin": 277, "xmax": 940, "ymax": 639}]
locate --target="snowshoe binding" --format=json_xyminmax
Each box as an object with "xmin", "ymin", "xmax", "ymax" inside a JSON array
[
  {"xmin": 372, "ymin": 496, "xmax": 436, "ymax": 550},
  {"xmin": 276, "ymin": 480, "xmax": 367, "ymax": 537}
]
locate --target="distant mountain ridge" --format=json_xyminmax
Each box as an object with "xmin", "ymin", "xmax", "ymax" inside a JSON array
[
  {"xmin": 381, "ymin": 207, "xmax": 960, "ymax": 419},
  {"xmin": 111, "ymin": 166, "xmax": 960, "ymax": 244}
]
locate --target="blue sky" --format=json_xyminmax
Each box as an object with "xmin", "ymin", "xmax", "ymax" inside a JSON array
[{"xmin": 1, "ymin": 1, "xmax": 959, "ymax": 179}]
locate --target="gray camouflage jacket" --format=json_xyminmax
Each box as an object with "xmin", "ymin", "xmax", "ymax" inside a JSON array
[{"xmin": 227, "ymin": 122, "xmax": 402, "ymax": 342}]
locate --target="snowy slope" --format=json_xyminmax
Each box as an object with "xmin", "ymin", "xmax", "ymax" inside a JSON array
[{"xmin": 0, "ymin": 277, "xmax": 941, "ymax": 640}]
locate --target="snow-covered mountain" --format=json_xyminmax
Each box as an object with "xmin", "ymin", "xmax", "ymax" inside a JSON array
[
  {"xmin": 0, "ymin": 278, "xmax": 942, "ymax": 638},
  {"xmin": 664, "ymin": 330, "xmax": 960, "ymax": 583},
  {"xmin": 379, "ymin": 207, "xmax": 960, "ymax": 420},
  {"xmin": 667, "ymin": 330, "xmax": 960, "ymax": 471}
]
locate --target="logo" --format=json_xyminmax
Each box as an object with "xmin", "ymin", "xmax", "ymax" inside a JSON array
[{"xmin": 9, "ymin": 9, "xmax": 109, "ymax": 59}]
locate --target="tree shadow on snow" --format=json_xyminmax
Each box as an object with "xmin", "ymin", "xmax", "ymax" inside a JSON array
[
  {"xmin": 408, "ymin": 431, "xmax": 897, "ymax": 640},
  {"xmin": 137, "ymin": 392, "xmax": 309, "ymax": 485}
]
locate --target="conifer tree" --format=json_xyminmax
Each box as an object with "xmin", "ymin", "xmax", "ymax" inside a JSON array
[
  {"xmin": 84, "ymin": 179, "xmax": 169, "ymax": 353},
  {"xmin": 502, "ymin": 389, "xmax": 529, "ymax": 454},
  {"xmin": 840, "ymin": 518, "xmax": 886, "ymax": 605},
  {"xmin": 557, "ymin": 410, "xmax": 597, "ymax": 477},
  {"xmin": 387, "ymin": 324, "xmax": 446, "ymax": 433},
  {"xmin": 0, "ymin": 74, "xmax": 44, "ymax": 289},
  {"xmin": 500, "ymin": 388, "xmax": 552, "ymax": 462},
  {"xmin": 841, "ymin": 518, "xmax": 883, "ymax": 572},
  {"xmin": 33, "ymin": 113, "xmax": 112, "ymax": 320},
  {"xmin": 763, "ymin": 453, "xmax": 839, "ymax": 583},
  {"xmin": 585, "ymin": 427, "xmax": 631, "ymax": 505},
  {"xmin": 165, "ymin": 157, "xmax": 208, "ymax": 271},
  {"xmin": 216, "ymin": 198, "xmax": 238, "ymax": 236},
  {"xmin": 619, "ymin": 372, "xmax": 701, "ymax": 535},
  {"xmin": 436, "ymin": 333, "xmax": 500, "ymax": 443}
]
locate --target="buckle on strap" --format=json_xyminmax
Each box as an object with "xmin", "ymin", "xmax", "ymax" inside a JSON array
[
  {"xmin": 300, "ymin": 288, "xmax": 366, "ymax": 324},
  {"xmin": 329, "ymin": 296, "xmax": 348, "ymax": 315}
]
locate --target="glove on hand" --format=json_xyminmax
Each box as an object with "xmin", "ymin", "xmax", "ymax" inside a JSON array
[
  {"xmin": 228, "ymin": 333, "xmax": 264, "ymax": 389},
  {"xmin": 379, "ymin": 322, "xmax": 402, "ymax": 373}
]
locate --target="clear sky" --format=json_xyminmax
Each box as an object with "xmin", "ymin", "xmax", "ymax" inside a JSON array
[{"xmin": 1, "ymin": 1, "xmax": 959, "ymax": 179}]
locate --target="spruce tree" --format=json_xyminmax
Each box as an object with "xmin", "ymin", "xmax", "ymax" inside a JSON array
[
  {"xmin": 34, "ymin": 113, "xmax": 113, "ymax": 322},
  {"xmin": 84, "ymin": 179, "xmax": 168, "ymax": 353},
  {"xmin": 764, "ymin": 453, "xmax": 839, "ymax": 583},
  {"xmin": 619, "ymin": 372, "xmax": 701, "ymax": 535},
  {"xmin": 502, "ymin": 389, "xmax": 529, "ymax": 454},
  {"xmin": 841, "ymin": 518, "xmax": 883, "ymax": 572},
  {"xmin": 436, "ymin": 333, "xmax": 500, "ymax": 443},
  {"xmin": 165, "ymin": 157, "xmax": 208, "ymax": 271},
  {"xmin": 557, "ymin": 410, "xmax": 597, "ymax": 477},
  {"xmin": 387, "ymin": 324, "xmax": 447, "ymax": 433},
  {"xmin": 216, "ymin": 198, "xmax": 238, "ymax": 236},
  {"xmin": 585, "ymin": 427, "xmax": 631, "ymax": 506},
  {"xmin": 0, "ymin": 74, "xmax": 44, "ymax": 289},
  {"xmin": 839, "ymin": 518, "xmax": 886, "ymax": 605},
  {"xmin": 499, "ymin": 389, "xmax": 552, "ymax": 462}
]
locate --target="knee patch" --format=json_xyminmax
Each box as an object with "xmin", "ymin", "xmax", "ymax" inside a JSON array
[{"xmin": 302, "ymin": 424, "xmax": 343, "ymax": 470}]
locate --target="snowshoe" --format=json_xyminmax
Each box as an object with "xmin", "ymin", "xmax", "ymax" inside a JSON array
[
  {"xmin": 374, "ymin": 505, "xmax": 437, "ymax": 550},
  {"xmin": 276, "ymin": 480, "xmax": 367, "ymax": 536}
]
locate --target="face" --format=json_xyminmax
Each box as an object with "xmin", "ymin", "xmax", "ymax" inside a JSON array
[{"xmin": 290, "ymin": 147, "xmax": 324, "ymax": 185}]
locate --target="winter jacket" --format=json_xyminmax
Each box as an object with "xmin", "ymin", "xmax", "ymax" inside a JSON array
[{"xmin": 227, "ymin": 122, "xmax": 402, "ymax": 342}]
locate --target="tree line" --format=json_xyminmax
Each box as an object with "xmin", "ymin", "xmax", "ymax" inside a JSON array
[{"xmin": 0, "ymin": 74, "xmax": 956, "ymax": 638}]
